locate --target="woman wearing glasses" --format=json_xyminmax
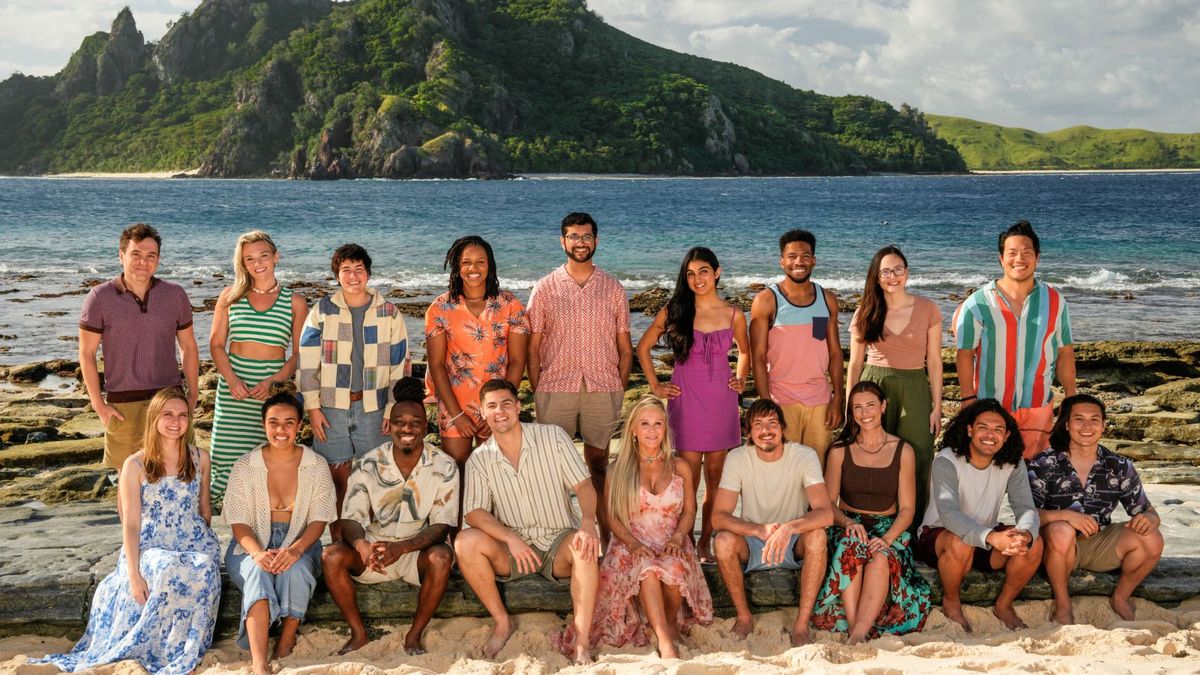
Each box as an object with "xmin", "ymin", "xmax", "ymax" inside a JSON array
[{"xmin": 847, "ymin": 246, "xmax": 943, "ymax": 524}]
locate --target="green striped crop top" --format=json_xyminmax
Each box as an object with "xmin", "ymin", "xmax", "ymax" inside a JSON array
[{"xmin": 227, "ymin": 286, "xmax": 294, "ymax": 348}]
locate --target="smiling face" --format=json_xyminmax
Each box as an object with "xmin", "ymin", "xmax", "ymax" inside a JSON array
[
  {"xmin": 1065, "ymin": 402, "xmax": 1105, "ymax": 451},
  {"xmin": 633, "ymin": 405, "xmax": 667, "ymax": 454},
  {"xmin": 1000, "ymin": 235, "xmax": 1039, "ymax": 283},
  {"xmin": 561, "ymin": 224, "xmax": 597, "ymax": 263},
  {"xmin": 685, "ymin": 259, "xmax": 719, "ymax": 296},
  {"xmin": 263, "ymin": 403, "xmax": 300, "ymax": 451},
  {"xmin": 336, "ymin": 259, "xmax": 370, "ymax": 297},
  {"xmin": 748, "ymin": 411, "xmax": 784, "ymax": 453},
  {"xmin": 779, "ymin": 241, "xmax": 814, "ymax": 284},
  {"xmin": 241, "ymin": 240, "xmax": 278, "ymax": 285},
  {"xmin": 119, "ymin": 237, "xmax": 160, "ymax": 286},
  {"xmin": 967, "ymin": 411, "xmax": 1011, "ymax": 460},
  {"xmin": 155, "ymin": 397, "xmax": 190, "ymax": 443},
  {"xmin": 459, "ymin": 244, "xmax": 489, "ymax": 293},
  {"xmin": 390, "ymin": 401, "xmax": 427, "ymax": 456},
  {"xmin": 849, "ymin": 390, "xmax": 886, "ymax": 433},
  {"xmin": 877, "ymin": 253, "xmax": 908, "ymax": 295},
  {"xmin": 481, "ymin": 387, "xmax": 520, "ymax": 435}
]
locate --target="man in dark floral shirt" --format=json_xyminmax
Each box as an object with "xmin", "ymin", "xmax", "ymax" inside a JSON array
[{"xmin": 1028, "ymin": 394, "xmax": 1163, "ymax": 624}]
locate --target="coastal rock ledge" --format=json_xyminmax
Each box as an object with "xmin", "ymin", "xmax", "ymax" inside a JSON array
[{"xmin": 0, "ymin": 502, "xmax": 1197, "ymax": 639}]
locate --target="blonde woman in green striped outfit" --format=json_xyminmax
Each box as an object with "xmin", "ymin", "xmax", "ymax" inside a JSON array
[{"xmin": 208, "ymin": 231, "xmax": 309, "ymax": 506}]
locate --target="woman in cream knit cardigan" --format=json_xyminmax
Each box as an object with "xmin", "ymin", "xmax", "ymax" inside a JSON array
[{"xmin": 224, "ymin": 387, "xmax": 336, "ymax": 675}]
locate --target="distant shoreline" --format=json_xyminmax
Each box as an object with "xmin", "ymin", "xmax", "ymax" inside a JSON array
[
  {"xmin": 42, "ymin": 169, "xmax": 200, "ymax": 179},
  {"xmin": 970, "ymin": 168, "xmax": 1200, "ymax": 175}
]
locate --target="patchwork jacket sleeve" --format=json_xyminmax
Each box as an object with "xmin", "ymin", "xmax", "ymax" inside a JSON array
[
  {"xmin": 297, "ymin": 300, "xmax": 326, "ymax": 410},
  {"xmin": 388, "ymin": 305, "xmax": 411, "ymax": 393}
]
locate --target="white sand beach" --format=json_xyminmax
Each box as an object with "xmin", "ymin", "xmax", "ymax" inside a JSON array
[{"xmin": 43, "ymin": 169, "xmax": 199, "ymax": 179}]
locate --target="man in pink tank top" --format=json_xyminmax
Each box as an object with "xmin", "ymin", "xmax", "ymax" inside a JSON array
[{"xmin": 749, "ymin": 229, "xmax": 845, "ymax": 466}]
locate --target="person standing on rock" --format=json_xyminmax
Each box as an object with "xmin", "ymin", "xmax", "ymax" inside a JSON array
[
  {"xmin": 636, "ymin": 246, "xmax": 749, "ymax": 563},
  {"xmin": 916, "ymin": 398, "xmax": 1042, "ymax": 633},
  {"xmin": 321, "ymin": 378, "xmax": 457, "ymax": 656},
  {"xmin": 1029, "ymin": 394, "xmax": 1164, "ymax": 625},
  {"xmin": 424, "ymin": 235, "xmax": 529, "ymax": 506},
  {"xmin": 454, "ymin": 379, "xmax": 602, "ymax": 665},
  {"xmin": 711, "ymin": 398, "xmax": 832, "ymax": 646},
  {"xmin": 527, "ymin": 212, "xmax": 632, "ymax": 545},
  {"xmin": 847, "ymin": 246, "xmax": 944, "ymax": 525},
  {"xmin": 749, "ymin": 229, "xmax": 845, "ymax": 467},
  {"xmin": 79, "ymin": 223, "xmax": 199, "ymax": 474},
  {"xmin": 955, "ymin": 220, "xmax": 1076, "ymax": 459},
  {"xmin": 298, "ymin": 243, "xmax": 410, "ymax": 540},
  {"xmin": 208, "ymin": 230, "xmax": 308, "ymax": 506}
]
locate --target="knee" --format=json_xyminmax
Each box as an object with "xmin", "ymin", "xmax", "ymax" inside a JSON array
[
  {"xmin": 422, "ymin": 544, "xmax": 454, "ymax": 575},
  {"xmin": 1144, "ymin": 529, "xmax": 1165, "ymax": 558},
  {"xmin": 454, "ymin": 528, "xmax": 486, "ymax": 559},
  {"xmin": 802, "ymin": 529, "xmax": 826, "ymax": 553},
  {"xmin": 1043, "ymin": 522, "xmax": 1077, "ymax": 555},
  {"xmin": 321, "ymin": 542, "xmax": 353, "ymax": 569},
  {"xmin": 713, "ymin": 531, "xmax": 740, "ymax": 559},
  {"xmin": 942, "ymin": 534, "xmax": 973, "ymax": 560}
]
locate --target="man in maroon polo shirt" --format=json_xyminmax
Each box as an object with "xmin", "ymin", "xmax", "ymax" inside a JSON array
[{"xmin": 79, "ymin": 223, "xmax": 199, "ymax": 472}]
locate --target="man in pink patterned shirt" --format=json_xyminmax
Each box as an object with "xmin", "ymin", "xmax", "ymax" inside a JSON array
[{"xmin": 527, "ymin": 212, "xmax": 632, "ymax": 544}]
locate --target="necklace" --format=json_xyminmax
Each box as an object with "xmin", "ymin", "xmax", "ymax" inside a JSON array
[
  {"xmin": 638, "ymin": 447, "xmax": 664, "ymax": 464},
  {"xmin": 856, "ymin": 436, "xmax": 888, "ymax": 454},
  {"xmin": 251, "ymin": 280, "xmax": 279, "ymax": 295}
]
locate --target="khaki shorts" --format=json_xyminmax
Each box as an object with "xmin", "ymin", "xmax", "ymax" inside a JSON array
[
  {"xmin": 1075, "ymin": 523, "xmax": 1126, "ymax": 572},
  {"xmin": 104, "ymin": 399, "xmax": 151, "ymax": 470},
  {"xmin": 535, "ymin": 386, "xmax": 622, "ymax": 449},
  {"xmin": 354, "ymin": 548, "xmax": 422, "ymax": 587},
  {"xmin": 497, "ymin": 528, "xmax": 574, "ymax": 586},
  {"xmin": 780, "ymin": 402, "xmax": 831, "ymax": 467}
]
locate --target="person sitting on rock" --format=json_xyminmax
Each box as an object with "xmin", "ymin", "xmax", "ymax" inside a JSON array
[
  {"xmin": 453, "ymin": 379, "xmax": 602, "ymax": 665},
  {"xmin": 711, "ymin": 398, "xmax": 832, "ymax": 646},
  {"xmin": 1028, "ymin": 393, "xmax": 1164, "ymax": 624},
  {"xmin": 916, "ymin": 398, "xmax": 1042, "ymax": 633},
  {"xmin": 320, "ymin": 377, "xmax": 458, "ymax": 655}
]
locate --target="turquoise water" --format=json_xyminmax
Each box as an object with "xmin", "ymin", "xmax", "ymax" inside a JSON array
[{"xmin": 1, "ymin": 174, "xmax": 1197, "ymax": 361}]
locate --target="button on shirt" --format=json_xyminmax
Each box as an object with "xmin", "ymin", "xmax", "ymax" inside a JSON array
[
  {"xmin": 954, "ymin": 279, "xmax": 1072, "ymax": 411},
  {"xmin": 1027, "ymin": 445, "xmax": 1151, "ymax": 528},
  {"xmin": 463, "ymin": 422, "xmax": 592, "ymax": 550},
  {"xmin": 342, "ymin": 442, "xmax": 459, "ymax": 541},
  {"xmin": 527, "ymin": 265, "xmax": 630, "ymax": 393}
]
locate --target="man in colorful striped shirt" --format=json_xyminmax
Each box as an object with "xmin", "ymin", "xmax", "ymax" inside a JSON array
[{"xmin": 955, "ymin": 220, "xmax": 1076, "ymax": 459}]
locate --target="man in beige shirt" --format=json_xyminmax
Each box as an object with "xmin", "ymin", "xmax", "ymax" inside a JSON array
[
  {"xmin": 454, "ymin": 379, "xmax": 601, "ymax": 665},
  {"xmin": 712, "ymin": 398, "xmax": 832, "ymax": 646}
]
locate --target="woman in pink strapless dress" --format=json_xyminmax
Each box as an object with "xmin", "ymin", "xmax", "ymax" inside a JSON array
[
  {"xmin": 636, "ymin": 247, "xmax": 749, "ymax": 563},
  {"xmin": 556, "ymin": 396, "xmax": 713, "ymax": 658}
]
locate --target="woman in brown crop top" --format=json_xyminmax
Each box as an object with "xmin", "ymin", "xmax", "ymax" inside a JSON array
[{"xmin": 811, "ymin": 381, "xmax": 931, "ymax": 642}]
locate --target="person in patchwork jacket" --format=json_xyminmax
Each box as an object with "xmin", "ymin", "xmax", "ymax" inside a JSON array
[{"xmin": 298, "ymin": 243, "xmax": 411, "ymax": 540}]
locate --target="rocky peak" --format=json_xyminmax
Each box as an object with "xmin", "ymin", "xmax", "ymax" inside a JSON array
[{"xmin": 55, "ymin": 7, "xmax": 149, "ymax": 98}]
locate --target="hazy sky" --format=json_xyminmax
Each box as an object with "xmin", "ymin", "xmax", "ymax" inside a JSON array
[{"xmin": 3, "ymin": 0, "xmax": 1197, "ymax": 133}]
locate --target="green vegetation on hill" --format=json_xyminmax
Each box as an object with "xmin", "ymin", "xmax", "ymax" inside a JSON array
[
  {"xmin": 0, "ymin": 0, "xmax": 964, "ymax": 177},
  {"xmin": 927, "ymin": 115, "xmax": 1200, "ymax": 171}
]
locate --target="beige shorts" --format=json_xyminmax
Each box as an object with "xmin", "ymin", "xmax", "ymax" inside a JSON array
[
  {"xmin": 779, "ymin": 402, "xmax": 831, "ymax": 467},
  {"xmin": 1075, "ymin": 523, "xmax": 1126, "ymax": 572},
  {"xmin": 353, "ymin": 548, "xmax": 422, "ymax": 587},
  {"xmin": 535, "ymin": 386, "xmax": 622, "ymax": 449},
  {"xmin": 104, "ymin": 399, "xmax": 151, "ymax": 471}
]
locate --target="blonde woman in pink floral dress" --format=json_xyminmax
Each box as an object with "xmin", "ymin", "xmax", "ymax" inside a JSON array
[{"xmin": 559, "ymin": 395, "xmax": 713, "ymax": 657}]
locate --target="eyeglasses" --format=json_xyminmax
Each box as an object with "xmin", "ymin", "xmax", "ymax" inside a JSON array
[
  {"xmin": 564, "ymin": 234, "xmax": 595, "ymax": 244},
  {"xmin": 879, "ymin": 266, "xmax": 908, "ymax": 279}
]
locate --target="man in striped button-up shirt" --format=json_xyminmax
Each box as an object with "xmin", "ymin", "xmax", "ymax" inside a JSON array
[{"xmin": 454, "ymin": 379, "xmax": 601, "ymax": 664}]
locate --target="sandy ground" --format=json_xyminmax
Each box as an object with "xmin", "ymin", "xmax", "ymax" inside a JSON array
[{"xmin": 42, "ymin": 169, "xmax": 199, "ymax": 179}]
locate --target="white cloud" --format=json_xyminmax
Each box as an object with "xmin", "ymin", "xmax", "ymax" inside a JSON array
[{"xmin": 589, "ymin": 0, "xmax": 1200, "ymax": 132}]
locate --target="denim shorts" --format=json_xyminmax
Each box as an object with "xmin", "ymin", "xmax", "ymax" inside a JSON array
[
  {"xmin": 744, "ymin": 533, "xmax": 803, "ymax": 572},
  {"xmin": 313, "ymin": 400, "xmax": 388, "ymax": 465}
]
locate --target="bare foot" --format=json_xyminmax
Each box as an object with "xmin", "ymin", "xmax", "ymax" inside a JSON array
[
  {"xmin": 657, "ymin": 639, "xmax": 679, "ymax": 659},
  {"xmin": 250, "ymin": 661, "xmax": 270, "ymax": 675},
  {"xmin": 337, "ymin": 631, "xmax": 370, "ymax": 655},
  {"xmin": 271, "ymin": 634, "xmax": 297, "ymax": 661},
  {"xmin": 403, "ymin": 629, "xmax": 427, "ymax": 656},
  {"xmin": 698, "ymin": 538, "xmax": 714, "ymax": 564},
  {"xmin": 572, "ymin": 644, "xmax": 594, "ymax": 665},
  {"xmin": 732, "ymin": 615, "xmax": 754, "ymax": 639},
  {"xmin": 1051, "ymin": 603, "xmax": 1075, "ymax": 625},
  {"xmin": 941, "ymin": 601, "xmax": 973, "ymax": 633},
  {"xmin": 1111, "ymin": 595, "xmax": 1137, "ymax": 621},
  {"xmin": 482, "ymin": 616, "xmax": 515, "ymax": 659},
  {"xmin": 993, "ymin": 603, "xmax": 1028, "ymax": 630},
  {"xmin": 789, "ymin": 624, "xmax": 811, "ymax": 647},
  {"xmin": 847, "ymin": 630, "xmax": 867, "ymax": 645}
]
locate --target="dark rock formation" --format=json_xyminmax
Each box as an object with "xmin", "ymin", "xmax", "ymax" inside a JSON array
[
  {"xmin": 55, "ymin": 8, "xmax": 149, "ymax": 98},
  {"xmin": 200, "ymin": 57, "xmax": 305, "ymax": 177}
]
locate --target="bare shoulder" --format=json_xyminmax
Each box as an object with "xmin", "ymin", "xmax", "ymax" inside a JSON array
[
  {"xmin": 122, "ymin": 451, "xmax": 146, "ymax": 477},
  {"xmin": 750, "ymin": 288, "xmax": 776, "ymax": 314},
  {"xmin": 672, "ymin": 456, "xmax": 692, "ymax": 479}
]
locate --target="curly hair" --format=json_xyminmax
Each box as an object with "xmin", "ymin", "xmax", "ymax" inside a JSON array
[
  {"xmin": 939, "ymin": 398, "xmax": 1024, "ymax": 467},
  {"xmin": 443, "ymin": 235, "xmax": 499, "ymax": 302}
]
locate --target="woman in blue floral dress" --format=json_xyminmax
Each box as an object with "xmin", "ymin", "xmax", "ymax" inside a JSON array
[{"xmin": 36, "ymin": 387, "xmax": 221, "ymax": 674}]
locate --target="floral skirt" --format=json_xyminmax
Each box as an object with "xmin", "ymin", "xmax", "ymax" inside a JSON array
[{"xmin": 812, "ymin": 512, "xmax": 930, "ymax": 637}]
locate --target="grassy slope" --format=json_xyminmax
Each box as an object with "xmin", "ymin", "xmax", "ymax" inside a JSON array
[{"xmin": 928, "ymin": 114, "xmax": 1200, "ymax": 170}]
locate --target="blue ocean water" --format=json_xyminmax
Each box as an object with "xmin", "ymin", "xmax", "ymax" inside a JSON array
[{"xmin": 0, "ymin": 173, "xmax": 1197, "ymax": 362}]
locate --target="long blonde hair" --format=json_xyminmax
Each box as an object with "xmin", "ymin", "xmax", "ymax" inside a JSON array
[
  {"xmin": 141, "ymin": 387, "xmax": 197, "ymax": 483},
  {"xmin": 607, "ymin": 395, "xmax": 675, "ymax": 530},
  {"xmin": 228, "ymin": 230, "xmax": 278, "ymax": 304}
]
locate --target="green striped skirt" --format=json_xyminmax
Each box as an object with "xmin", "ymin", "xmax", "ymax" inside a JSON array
[{"xmin": 210, "ymin": 354, "xmax": 284, "ymax": 504}]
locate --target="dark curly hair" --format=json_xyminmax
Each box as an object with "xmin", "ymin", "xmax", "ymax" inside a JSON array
[
  {"xmin": 443, "ymin": 235, "xmax": 499, "ymax": 302},
  {"xmin": 940, "ymin": 398, "xmax": 1024, "ymax": 467},
  {"xmin": 391, "ymin": 376, "xmax": 426, "ymax": 406}
]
